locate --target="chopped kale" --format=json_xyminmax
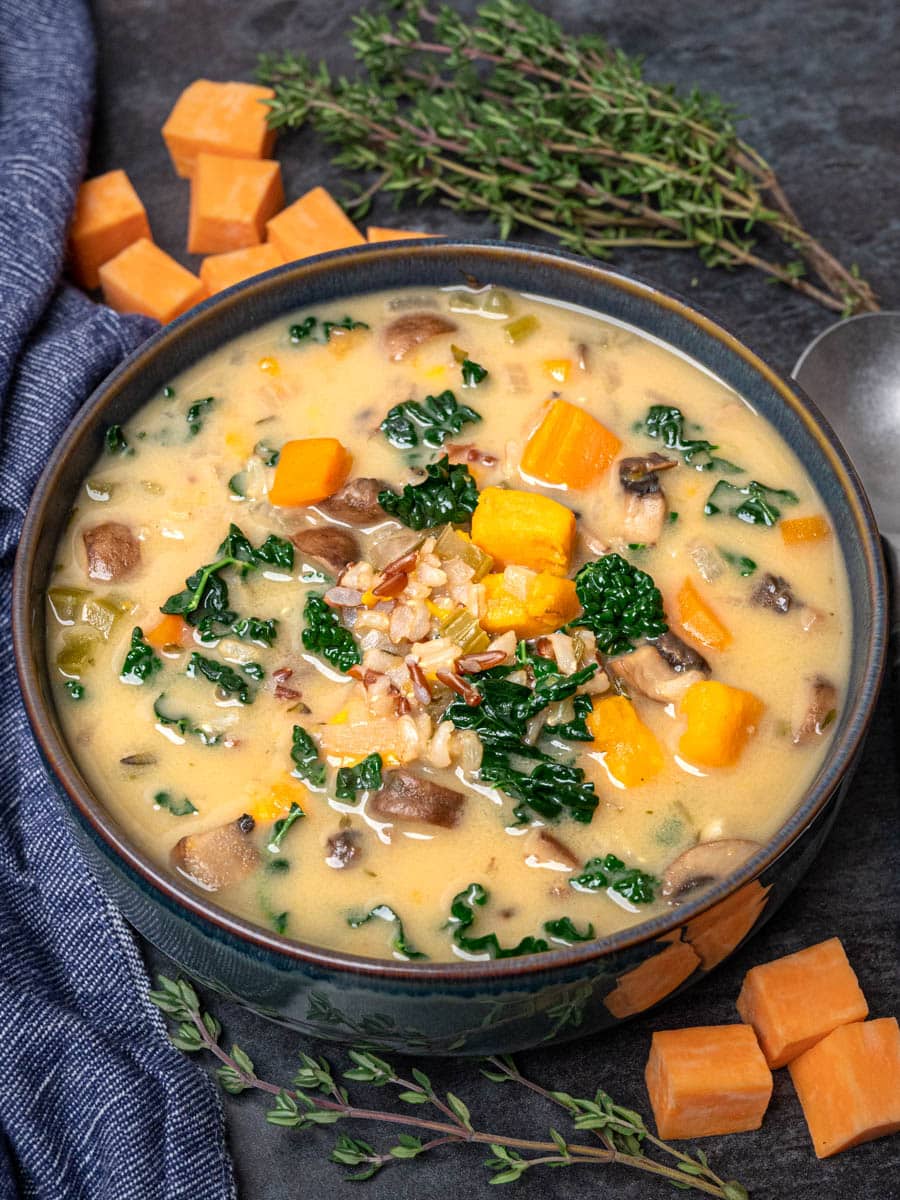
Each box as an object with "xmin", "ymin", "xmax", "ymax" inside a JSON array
[
  {"xmin": 481, "ymin": 752, "xmax": 599, "ymax": 825},
  {"xmin": 186, "ymin": 652, "xmax": 256, "ymax": 704},
  {"xmin": 288, "ymin": 315, "xmax": 368, "ymax": 344},
  {"xmin": 719, "ymin": 548, "xmax": 758, "ymax": 576},
  {"xmin": 217, "ymin": 524, "xmax": 294, "ymax": 572},
  {"xmin": 347, "ymin": 904, "xmax": 427, "ymax": 960},
  {"xmin": 152, "ymin": 694, "xmax": 224, "ymax": 745},
  {"xmin": 163, "ymin": 385, "xmax": 176, "ymax": 399},
  {"xmin": 569, "ymin": 854, "xmax": 658, "ymax": 904},
  {"xmin": 269, "ymin": 801, "xmax": 305, "ymax": 851},
  {"xmin": 223, "ymin": 617, "xmax": 278, "ymax": 647},
  {"xmin": 104, "ymin": 424, "xmax": 130, "ymax": 455},
  {"xmin": 378, "ymin": 455, "xmax": 479, "ymax": 530},
  {"xmin": 64, "ymin": 680, "xmax": 85, "ymax": 701},
  {"xmin": 380, "ymin": 390, "xmax": 482, "ymax": 450},
  {"xmin": 543, "ymin": 917, "xmax": 595, "ymax": 943},
  {"xmin": 572, "ymin": 554, "xmax": 668, "ymax": 656},
  {"xmin": 460, "ymin": 358, "xmax": 488, "ymax": 387},
  {"xmin": 186, "ymin": 396, "xmax": 215, "ymax": 437},
  {"xmin": 154, "ymin": 791, "xmax": 198, "ymax": 816},
  {"xmin": 120, "ymin": 627, "xmax": 162, "ymax": 685},
  {"xmin": 705, "ymin": 479, "xmax": 799, "ymax": 526},
  {"xmin": 301, "ymin": 593, "xmax": 361, "ymax": 673},
  {"xmin": 448, "ymin": 884, "xmax": 548, "ymax": 958},
  {"xmin": 335, "ymin": 753, "xmax": 383, "ymax": 802},
  {"xmin": 543, "ymin": 693, "xmax": 594, "ymax": 742},
  {"xmin": 240, "ymin": 662, "xmax": 265, "ymax": 681},
  {"xmin": 638, "ymin": 404, "xmax": 742, "ymax": 472},
  {"xmin": 290, "ymin": 725, "xmax": 326, "ymax": 788}
]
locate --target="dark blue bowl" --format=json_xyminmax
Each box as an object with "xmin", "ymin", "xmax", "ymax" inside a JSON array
[{"xmin": 13, "ymin": 241, "xmax": 887, "ymax": 1054}]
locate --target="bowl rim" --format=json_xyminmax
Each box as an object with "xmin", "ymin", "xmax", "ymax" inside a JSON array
[{"xmin": 13, "ymin": 238, "xmax": 888, "ymax": 982}]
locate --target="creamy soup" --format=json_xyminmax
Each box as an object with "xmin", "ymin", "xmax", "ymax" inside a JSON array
[{"xmin": 47, "ymin": 286, "xmax": 848, "ymax": 962}]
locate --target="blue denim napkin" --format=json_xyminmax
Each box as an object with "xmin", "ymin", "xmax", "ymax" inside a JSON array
[{"xmin": 0, "ymin": 3, "xmax": 235, "ymax": 1196}]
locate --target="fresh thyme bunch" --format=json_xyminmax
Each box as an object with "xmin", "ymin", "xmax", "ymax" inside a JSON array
[
  {"xmin": 151, "ymin": 975, "xmax": 750, "ymax": 1196},
  {"xmin": 258, "ymin": 0, "xmax": 876, "ymax": 316}
]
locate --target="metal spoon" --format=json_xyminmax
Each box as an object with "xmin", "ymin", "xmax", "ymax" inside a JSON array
[{"xmin": 793, "ymin": 311, "xmax": 900, "ymax": 655}]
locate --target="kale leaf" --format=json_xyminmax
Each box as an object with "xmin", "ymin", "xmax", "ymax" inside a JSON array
[
  {"xmin": 460, "ymin": 358, "xmax": 488, "ymax": 387},
  {"xmin": 543, "ymin": 916, "xmax": 595, "ymax": 943},
  {"xmin": 719, "ymin": 548, "xmax": 758, "ymax": 576},
  {"xmin": 542, "ymin": 692, "xmax": 594, "ymax": 742},
  {"xmin": 569, "ymin": 854, "xmax": 658, "ymax": 904},
  {"xmin": 638, "ymin": 404, "xmax": 742, "ymax": 472},
  {"xmin": 153, "ymin": 694, "xmax": 224, "ymax": 745},
  {"xmin": 378, "ymin": 455, "xmax": 479, "ymax": 530},
  {"xmin": 448, "ymin": 884, "xmax": 548, "ymax": 958},
  {"xmin": 335, "ymin": 753, "xmax": 383, "ymax": 802},
  {"xmin": 269, "ymin": 801, "xmax": 305, "ymax": 850},
  {"xmin": 380, "ymin": 390, "xmax": 482, "ymax": 450},
  {"xmin": 186, "ymin": 652, "xmax": 256, "ymax": 704},
  {"xmin": 301, "ymin": 593, "xmax": 361, "ymax": 672},
  {"xmin": 288, "ymin": 315, "xmax": 368, "ymax": 344},
  {"xmin": 223, "ymin": 617, "xmax": 279, "ymax": 647},
  {"xmin": 347, "ymin": 904, "xmax": 427, "ymax": 960},
  {"xmin": 120, "ymin": 627, "xmax": 162, "ymax": 685},
  {"xmin": 186, "ymin": 396, "xmax": 215, "ymax": 437},
  {"xmin": 104, "ymin": 424, "xmax": 130, "ymax": 455},
  {"xmin": 154, "ymin": 791, "xmax": 198, "ymax": 816},
  {"xmin": 572, "ymin": 553, "xmax": 668, "ymax": 655},
  {"xmin": 704, "ymin": 479, "xmax": 799, "ymax": 526},
  {"xmin": 64, "ymin": 680, "xmax": 85, "ymax": 700},
  {"xmin": 290, "ymin": 725, "xmax": 326, "ymax": 788}
]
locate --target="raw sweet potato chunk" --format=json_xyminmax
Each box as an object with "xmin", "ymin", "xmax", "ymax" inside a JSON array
[
  {"xmin": 471, "ymin": 486, "xmax": 575, "ymax": 576},
  {"xmin": 367, "ymin": 227, "xmax": 434, "ymax": 242},
  {"xmin": 199, "ymin": 243, "xmax": 283, "ymax": 295},
  {"xmin": 604, "ymin": 936, "xmax": 699, "ymax": 1018},
  {"xmin": 736, "ymin": 937, "xmax": 869, "ymax": 1067},
  {"xmin": 162, "ymin": 80, "xmax": 276, "ymax": 179},
  {"xmin": 677, "ymin": 577, "xmax": 732, "ymax": 651},
  {"xmin": 481, "ymin": 571, "xmax": 580, "ymax": 639},
  {"xmin": 521, "ymin": 398, "xmax": 622, "ymax": 489},
  {"xmin": 68, "ymin": 169, "xmax": 151, "ymax": 289},
  {"xmin": 99, "ymin": 239, "xmax": 205, "ymax": 324},
  {"xmin": 266, "ymin": 186, "xmax": 364, "ymax": 262},
  {"xmin": 188, "ymin": 154, "xmax": 284, "ymax": 254},
  {"xmin": 645, "ymin": 1024, "xmax": 773, "ymax": 1140},
  {"xmin": 789, "ymin": 1018, "xmax": 900, "ymax": 1158},
  {"xmin": 587, "ymin": 695, "xmax": 664, "ymax": 787},
  {"xmin": 269, "ymin": 438, "xmax": 353, "ymax": 507},
  {"xmin": 679, "ymin": 679, "xmax": 764, "ymax": 768}
]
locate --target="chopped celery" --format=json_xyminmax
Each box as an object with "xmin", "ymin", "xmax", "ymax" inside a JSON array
[
  {"xmin": 448, "ymin": 288, "xmax": 514, "ymax": 319},
  {"xmin": 48, "ymin": 587, "xmax": 89, "ymax": 626},
  {"xmin": 81, "ymin": 596, "xmax": 130, "ymax": 641},
  {"xmin": 434, "ymin": 525, "xmax": 493, "ymax": 581},
  {"xmin": 56, "ymin": 633, "xmax": 100, "ymax": 679},
  {"xmin": 504, "ymin": 315, "xmax": 539, "ymax": 344},
  {"xmin": 440, "ymin": 607, "xmax": 490, "ymax": 653}
]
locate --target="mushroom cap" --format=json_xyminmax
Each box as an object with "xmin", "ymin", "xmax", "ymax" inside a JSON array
[{"xmin": 660, "ymin": 838, "xmax": 760, "ymax": 901}]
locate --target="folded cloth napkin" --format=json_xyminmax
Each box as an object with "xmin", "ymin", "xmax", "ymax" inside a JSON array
[{"xmin": 0, "ymin": 3, "xmax": 235, "ymax": 1197}]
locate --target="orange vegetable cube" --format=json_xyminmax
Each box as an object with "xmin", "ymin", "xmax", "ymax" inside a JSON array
[
  {"xmin": 188, "ymin": 154, "xmax": 284, "ymax": 255},
  {"xmin": 145, "ymin": 614, "xmax": 189, "ymax": 650},
  {"xmin": 520, "ymin": 397, "xmax": 622, "ymax": 489},
  {"xmin": 780, "ymin": 515, "xmax": 831, "ymax": 546},
  {"xmin": 162, "ymin": 80, "xmax": 276, "ymax": 179},
  {"xmin": 266, "ymin": 186, "xmax": 364, "ymax": 262},
  {"xmin": 471, "ymin": 487, "xmax": 575, "ymax": 576},
  {"xmin": 268, "ymin": 438, "xmax": 352, "ymax": 507},
  {"xmin": 199, "ymin": 243, "xmax": 283, "ymax": 295},
  {"xmin": 789, "ymin": 1019, "xmax": 900, "ymax": 1158},
  {"xmin": 604, "ymin": 937, "xmax": 699, "ymax": 1018},
  {"xmin": 542, "ymin": 358, "xmax": 571, "ymax": 383},
  {"xmin": 587, "ymin": 695, "xmax": 664, "ymax": 787},
  {"xmin": 68, "ymin": 169, "xmax": 152, "ymax": 290},
  {"xmin": 685, "ymin": 880, "xmax": 771, "ymax": 969},
  {"xmin": 736, "ymin": 937, "xmax": 869, "ymax": 1068},
  {"xmin": 646, "ymin": 1025, "xmax": 773, "ymax": 1141},
  {"xmin": 99, "ymin": 239, "xmax": 205, "ymax": 325},
  {"xmin": 366, "ymin": 227, "xmax": 434, "ymax": 242},
  {"xmin": 481, "ymin": 571, "xmax": 580, "ymax": 639},
  {"xmin": 679, "ymin": 680, "xmax": 764, "ymax": 768},
  {"xmin": 677, "ymin": 577, "xmax": 732, "ymax": 651}
]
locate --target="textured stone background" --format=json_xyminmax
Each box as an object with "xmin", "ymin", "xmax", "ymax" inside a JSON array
[{"xmin": 89, "ymin": 2, "xmax": 899, "ymax": 1197}]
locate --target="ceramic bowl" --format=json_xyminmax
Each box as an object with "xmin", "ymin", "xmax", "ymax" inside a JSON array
[{"xmin": 13, "ymin": 241, "xmax": 887, "ymax": 1054}]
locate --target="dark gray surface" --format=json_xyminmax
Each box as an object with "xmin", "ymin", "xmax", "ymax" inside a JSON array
[{"xmin": 89, "ymin": 2, "xmax": 900, "ymax": 1197}]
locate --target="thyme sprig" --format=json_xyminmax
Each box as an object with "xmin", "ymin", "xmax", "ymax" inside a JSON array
[
  {"xmin": 150, "ymin": 975, "xmax": 749, "ymax": 1197},
  {"xmin": 258, "ymin": 0, "xmax": 876, "ymax": 316}
]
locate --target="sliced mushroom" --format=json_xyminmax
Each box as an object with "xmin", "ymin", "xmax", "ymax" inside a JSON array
[
  {"xmin": 619, "ymin": 454, "xmax": 676, "ymax": 546},
  {"xmin": 661, "ymin": 838, "xmax": 760, "ymax": 901},
  {"xmin": 369, "ymin": 769, "xmax": 465, "ymax": 828},
  {"xmin": 384, "ymin": 312, "xmax": 457, "ymax": 361},
  {"xmin": 171, "ymin": 813, "xmax": 260, "ymax": 892},
  {"xmin": 752, "ymin": 573, "xmax": 795, "ymax": 614},
  {"xmin": 791, "ymin": 675, "xmax": 838, "ymax": 745},
  {"xmin": 609, "ymin": 633, "xmax": 710, "ymax": 704},
  {"xmin": 316, "ymin": 477, "xmax": 388, "ymax": 526},
  {"xmin": 523, "ymin": 828, "xmax": 580, "ymax": 870},
  {"xmin": 291, "ymin": 526, "xmax": 359, "ymax": 577},
  {"xmin": 619, "ymin": 453, "xmax": 678, "ymax": 495},
  {"xmin": 325, "ymin": 830, "xmax": 362, "ymax": 869},
  {"xmin": 83, "ymin": 522, "xmax": 140, "ymax": 582}
]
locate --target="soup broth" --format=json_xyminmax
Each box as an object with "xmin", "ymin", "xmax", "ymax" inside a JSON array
[{"xmin": 47, "ymin": 286, "xmax": 849, "ymax": 962}]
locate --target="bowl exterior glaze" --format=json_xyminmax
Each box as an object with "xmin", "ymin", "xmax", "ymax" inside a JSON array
[{"xmin": 14, "ymin": 242, "xmax": 887, "ymax": 1055}]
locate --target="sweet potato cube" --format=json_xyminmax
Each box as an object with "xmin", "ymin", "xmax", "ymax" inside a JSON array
[
  {"xmin": 645, "ymin": 1025, "xmax": 773, "ymax": 1140},
  {"xmin": 521, "ymin": 398, "xmax": 622, "ymax": 489},
  {"xmin": 679, "ymin": 679, "xmax": 764, "ymax": 768},
  {"xmin": 199, "ymin": 243, "xmax": 283, "ymax": 295},
  {"xmin": 736, "ymin": 937, "xmax": 869, "ymax": 1068},
  {"xmin": 99, "ymin": 239, "xmax": 205, "ymax": 324},
  {"xmin": 268, "ymin": 438, "xmax": 353, "ymax": 507},
  {"xmin": 68, "ymin": 169, "xmax": 152, "ymax": 290},
  {"xmin": 587, "ymin": 695, "xmax": 664, "ymax": 787},
  {"xmin": 789, "ymin": 1019, "xmax": 900, "ymax": 1158},
  {"xmin": 604, "ymin": 937, "xmax": 699, "ymax": 1018},
  {"xmin": 780, "ymin": 515, "xmax": 831, "ymax": 545},
  {"xmin": 266, "ymin": 186, "xmax": 364, "ymax": 262},
  {"xmin": 471, "ymin": 486, "xmax": 575, "ymax": 576},
  {"xmin": 162, "ymin": 79, "xmax": 276, "ymax": 179},
  {"xmin": 481, "ymin": 571, "xmax": 580, "ymax": 639},
  {"xmin": 367, "ymin": 226, "xmax": 434, "ymax": 242},
  {"xmin": 677, "ymin": 577, "xmax": 732, "ymax": 651},
  {"xmin": 188, "ymin": 154, "xmax": 284, "ymax": 255}
]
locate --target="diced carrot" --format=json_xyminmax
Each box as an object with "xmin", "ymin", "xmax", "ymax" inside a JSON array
[
  {"xmin": 520, "ymin": 397, "xmax": 622, "ymax": 489},
  {"xmin": 676, "ymin": 577, "xmax": 732, "ymax": 651},
  {"xmin": 604, "ymin": 937, "xmax": 700, "ymax": 1018},
  {"xmin": 685, "ymin": 880, "xmax": 770, "ymax": 969},
  {"xmin": 200, "ymin": 244, "xmax": 283, "ymax": 295},
  {"xmin": 99, "ymin": 239, "xmax": 205, "ymax": 324},
  {"xmin": 145, "ymin": 614, "xmax": 189, "ymax": 649},
  {"xmin": 645, "ymin": 1024, "xmax": 773, "ymax": 1140},
  {"xmin": 266, "ymin": 186, "xmax": 364, "ymax": 262},
  {"xmin": 471, "ymin": 486, "xmax": 575, "ymax": 576},
  {"xmin": 366, "ymin": 227, "xmax": 434, "ymax": 242},
  {"xmin": 268, "ymin": 438, "xmax": 352, "ymax": 507},
  {"xmin": 679, "ymin": 680, "xmax": 764, "ymax": 768},
  {"xmin": 481, "ymin": 571, "xmax": 580, "ymax": 639},
  {"xmin": 187, "ymin": 154, "xmax": 284, "ymax": 254},
  {"xmin": 736, "ymin": 937, "xmax": 869, "ymax": 1068},
  {"xmin": 161, "ymin": 80, "xmax": 276, "ymax": 179},
  {"xmin": 68, "ymin": 170, "xmax": 152, "ymax": 290},
  {"xmin": 542, "ymin": 358, "xmax": 571, "ymax": 382},
  {"xmin": 587, "ymin": 695, "xmax": 664, "ymax": 787},
  {"xmin": 780, "ymin": 515, "xmax": 831, "ymax": 546},
  {"xmin": 789, "ymin": 1019, "xmax": 900, "ymax": 1158}
]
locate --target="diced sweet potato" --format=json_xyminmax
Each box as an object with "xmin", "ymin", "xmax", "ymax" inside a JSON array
[
  {"xmin": 481, "ymin": 571, "xmax": 580, "ymax": 639},
  {"xmin": 736, "ymin": 937, "xmax": 869, "ymax": 1067},
  {"xmin": 68, "ymin": 169, "xmax": 151, "ymax": 289},
  {"xmin": 676, "ymin": 577, "xmax": 732, "ymax": 651},
  {"xmin": 645, "ymin": 1024, "xmax": 773, "ymax": 1140},
  {"xmin": 520, "ymin": 397, "xmax": 622, "ymax": 489},
  {"xmin": 781, "ymin": 515, "xmax": 831, "ymax": 545},
  {"xmin": 586, "ymin": 695, "xmax": 664, "ymax": 787},
  {"xmin": 678, "ymin": 679, "xmax": 764, "ymax": 768},
  {"xmin": 266, "ymin": 186, "xmax": 364, "ymax": 262},
  {"xmin": 162, "ymin": 79, "xmax": 276, "ymax": 179},
  {"xmin": 367, "ymin": 227, "xmax": 434, "ymax": 242},
  {"xmin": 471, "ymin": 486, "xmax": 575, "ymax": 576},
  {"xmin": 199, "ymin": 243, "xmax": 283, "ymax": 295},
  {"xmin": 145, "ymin": 614, "xmax": 189, "ymax": 650},
  {"xmin": 604, "ymin": 937, "xmax": 700, "ymax": 1018},
  {"xmin": 684, "ymin": 879, "xmax": 771, "ymax": 970},
  {"xmin": 99, "ymin": 239, "xmax": 205, "ymax": 324},
  {"xmin": 268, "ymin": 438, "xmax": 353, "ymax": 507},
  {"xmin": 789, "ymin": 1019, "xmax": 900, "ymax": 1158},
  {"xmin": 187, "ymin": 154, "xmax": 284, "ymax": 254}
]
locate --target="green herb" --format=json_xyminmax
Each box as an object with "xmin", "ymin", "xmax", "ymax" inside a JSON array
[
  {"xmin": 163, "ymin": 385, "xmax": 176, "ymax": 399},
  {"xmin": 380, "ymin": 390, "xmax": 481, "ymax": 450},
  {"xmin": 668, "ymin": 511, "xmax": 680, "ymax": 523},
  {"xmin": 302, "ymin": 593, "xmax": 361, "ymax": 672},
  {"xmin": 255, "ymin": 440, "xmax": 281, "ymax": 467},
  {"xmin": 543, "ymin": 917, "xmax": 595, "ymax": 943},
  {"xmin": 105, "ymin": 424, "xmax": 130, "ymax": 455},
  {"xmin": 154, "ymin": 791, "xmax": 198, "ymax": 816},
  {"xmin": 217, "ymin": 524, "xmax": 294, "ymax": 572},
  {"xmin": 572, "ymin": 554, "xmax": 668, "ymax": 655},
  {"xmin": 460, "ymin": 358, "xmax": 488, "ymax": 387},
  {"xmin": 347, "ymin": 904, "xmax": 427, "ymax": 960},
  {"xmin": 378, "ymin": 455, "xmax": 479, "ymax": 530},
  {"xmin": 270, "ymin": 801, "xmax": 305, "ymax": 850},
  {"xmin": 153, "ymin": 694, "xmax": 224, "ymax": 745},
  {"xmin": 336, "ymin": 753, "xmax": 383, "ymax": 802},
  {"xmin": 543, "ymin": 693, "xmax": 594, "ymax": 742},
  {"xmin": 225, "ymin": 617, "xmax": 279, "ymax": 647},
  {"xmin": 151, "ymin": 972, "xmax": 751, "ymax": 1196},
  {"xmin": 64, "ymin": 680, "xmax": 85, "ymax": 700},
  {"xmin": 186, "ymin": 396, "xmax": 215, "ymax": 436},
  {"xmin": 570, "ymin": 855, "xmax": 658, "ymax": 904},
  {"xmin": 241, "ymin": 662, "xmax": 265, "ymax": 681},
  {"xmin": 289, "ymin": 315, "xmax": 369, "ymax": 344},
  {"xmin": 120, "ymin": 627, "xmax": 162, "ymax": 685},
  {"xmin": 268, "ymin": 858, "xmax": 291, "ymax": 874},
  {"xmin": 639, "ymin": 405, "xmax": 741, "ymax": 473},
  {"xmin": 705, "ymin": 479, "xmax": 799, "ymax": 526},
  {"xmin": 718, "ymin": 548, "xmax": 758, "ymax": 576},
  {"xmin": 290, "ymin": 725, "xmax": 327, "ymax": 788},
  {"xmin": 448, "ymin": 884, "xmax": 548, "ymax": 958},
  {"xmin": 187, "ymin": 652, "xmax": 256, "ymax": 704}
]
